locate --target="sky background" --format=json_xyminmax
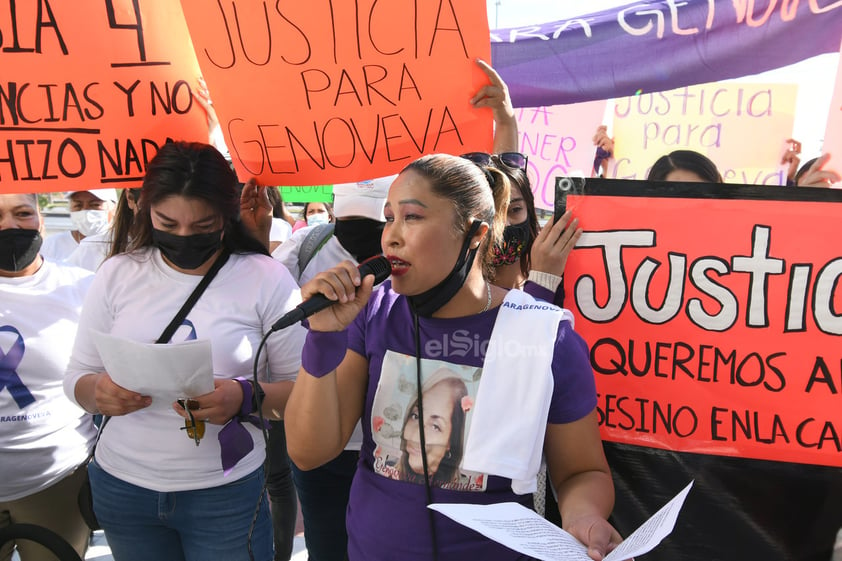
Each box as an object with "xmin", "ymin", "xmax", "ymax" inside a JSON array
[{"xmin": 485, "ymin": 0, "xmax": 838, "ymax": 159}]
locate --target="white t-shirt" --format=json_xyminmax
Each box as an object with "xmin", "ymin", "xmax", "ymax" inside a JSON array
[
  {"xmin": 273, "ymin": 225, "xmax": 355, "ymax": 286},
  {"xmin": 0, "ymin": 260, "xmax": 95, "ymax": 501},
  {"xmin": 40, "ymin": 230, "xmax": 79, "ymax": 263},
  {"xmin": 66, "ymin": 231, "xmax": 112, "ymax": 272},
  {"xmin": 65, "ymin": 248, "xmax": 306, "ymax": 492},
  {"xmin": 273, "ymin": 227, "xmax": 365, "ymax": 450},
  {"xmin": 270, "ymin": 218, "xmax": 293, "ymax": 244}
]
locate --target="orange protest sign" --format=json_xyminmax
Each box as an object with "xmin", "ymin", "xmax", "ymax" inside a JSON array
[
  {"xmin": 560, "ymin": 179, "xmax": 842, "ymax": 467},
  {"xmin": 610, "ymin": 83, "xmax": 797, "ymax": 185},
  {"xmin": 179, "ymin": 0, "xmax": 492, "ymax": 186},
  {"xmin": 516, "ymin": 101, "xmax": 607, "ymax": 210},
  {"xmin": 0, "ymin": 0, "xmax": 209, "ymax": 194}
]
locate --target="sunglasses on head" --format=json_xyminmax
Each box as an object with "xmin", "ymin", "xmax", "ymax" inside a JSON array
[{"xmin": 460, "ymin": 152, "xmax": 529, "ymax": 172}]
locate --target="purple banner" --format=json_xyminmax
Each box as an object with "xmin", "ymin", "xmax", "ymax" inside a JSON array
[{"xmin": 491, "ymin": 0, "xmax": 842, "ymax": 108}]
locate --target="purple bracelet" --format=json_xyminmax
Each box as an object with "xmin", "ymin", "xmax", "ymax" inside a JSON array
[
  {"xmin": 233, "ymin": 377, "xmax": 255, "ymax": 416},
  {"xmin": 302, "ymin": 330, "xmax": 348, "ymax": 378}
]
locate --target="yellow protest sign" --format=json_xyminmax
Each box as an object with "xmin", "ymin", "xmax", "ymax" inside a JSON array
[{"xmin": 610, "ymin": 83, "xmax": 797, "ymax": 184}]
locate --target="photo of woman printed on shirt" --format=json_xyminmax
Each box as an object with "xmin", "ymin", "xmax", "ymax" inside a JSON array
[{"xmin": 370, "ymin": 352, "xmax": 486, "ymax": 491}]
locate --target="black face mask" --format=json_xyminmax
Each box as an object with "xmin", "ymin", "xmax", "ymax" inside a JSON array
[
  {"xmin": 491, "ymin": 220, "xmax": 531, "ymax": 267},
  {"xmin": 152, "ymin": 228, "xmax": 223, "ymax": 270},
  {"xmin": 408, "ymin": 220, "xmax": 482, "ymax": 317},
  {"xmin": 0, "ymin": 229, "xmax": 42, "ymax": 272},
  {"xmin": 334, "ymin": 219, "xmax": 385, "ymax": 262}
]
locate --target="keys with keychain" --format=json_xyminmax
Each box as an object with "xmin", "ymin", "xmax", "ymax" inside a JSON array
[{"xmin": 177, "ymin": 398, "xmax": 206, "ymax": 446}]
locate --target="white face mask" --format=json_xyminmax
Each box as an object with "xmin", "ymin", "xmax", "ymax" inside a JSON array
[
  {"xmin": 306, "ymin": 212, "xmax": 329, "ymax": 227},
  {"xmin": 70, "ymin": 209, "xmax": 110, "ymax": 237}
]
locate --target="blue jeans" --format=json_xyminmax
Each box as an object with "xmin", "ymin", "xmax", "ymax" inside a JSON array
[
  {"xmin": 290, "ymin": 450, "xmax": 358, "ymax": 561},
  {"xmin": 88, "ymin": 460, "xmax": 272, "ymax": 561}
]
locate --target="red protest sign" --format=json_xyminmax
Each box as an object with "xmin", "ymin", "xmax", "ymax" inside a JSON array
[
  {"xmin": 0, "ymin": 0, "xmax": 209, "ymax": 194},
  {"xmin": 179, "ymin": 0, "xmax": 492, "ymax": 186},
  {"xmin": 560, "ymin": 179, "xmax": 842, "ymax": 467}
]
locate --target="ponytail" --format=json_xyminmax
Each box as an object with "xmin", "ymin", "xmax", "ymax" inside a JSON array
[{"xmin": 479, "ymin": 166, "xmax": 511, "ymax": 278}]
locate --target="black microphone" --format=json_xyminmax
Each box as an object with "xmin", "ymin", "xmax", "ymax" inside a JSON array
[{"xmin": 270, "ymin": 255, "xmax": 392, "ymax": 332}]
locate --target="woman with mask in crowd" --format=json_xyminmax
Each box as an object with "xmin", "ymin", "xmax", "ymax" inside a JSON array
[
  {"xmin": 40, "ymin": 189, "xmax": 118, "ymax": 263},
  {"xmin": 66, "ymin": 188, "xmax": 141, "ymax": 272},
  {"xmin": 285, "ymin": 153, "xmax": 621, "ymax": 560},
  {"xmin": 64, "ymin": 141, "xmax": 306, "ymax": 561},
  {"xmin": 0, "ymin": 193, "xmax": 95, "ymax": 560},
  {"xmin": 465, "ymin": 152, "xmax": 581, "ymax": 308},
  {"xmin": 292, "ymin": 202, "xmax": 334, "ymax": 233}
]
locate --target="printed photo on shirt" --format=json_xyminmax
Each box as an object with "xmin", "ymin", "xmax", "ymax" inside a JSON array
[{"xmin": 371, "ymin": 350, "xmax": 487, "ymax": 492}]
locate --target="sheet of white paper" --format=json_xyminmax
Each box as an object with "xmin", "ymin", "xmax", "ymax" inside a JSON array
[
  {"xmin": 91, "ymin": 330, "xmax": 215, "ymax": 409},
  {"xmin": 429, "ymin": 480, "xmax": 693, "ymax": 561},
  {"xmin": 603, "ymin": 481, "xmax": 693, "ymax": 561},
  {"xmin": 428, "ymin": 502, "xmax": 590, "ymax": 561}
]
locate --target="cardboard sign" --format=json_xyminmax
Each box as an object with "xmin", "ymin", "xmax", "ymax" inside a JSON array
[
  {"xmin": 179, "ymin": 0, "xmax": 492, "ymax": 186},
  {"xmin": 0, "ymin": 0, "xmax": 209, "ymax": 194},
  {"xmin": 515, "ymin": 101, "xmax": 607, "ymax": 211},
  {"xmin": 280, "ymin": 185, "xmax": 333, "ymax": 204},
  {"xmin": 610, "ymin": 83, "xmax": 797, "ymax": 185},
  {"xmin": 557, "ymin": 178, "xmax": 842, "ymax": 468}
]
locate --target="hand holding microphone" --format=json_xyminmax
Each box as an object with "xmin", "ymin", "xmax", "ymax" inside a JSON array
[{"xmin": 271, "ymin": 255, "xmax": 391, "ymax": 332}]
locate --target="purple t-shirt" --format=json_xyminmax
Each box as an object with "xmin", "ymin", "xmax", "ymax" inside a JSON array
[{"xmin": 345, "ymin": 281, "xmax": 597, "ymax": 560}]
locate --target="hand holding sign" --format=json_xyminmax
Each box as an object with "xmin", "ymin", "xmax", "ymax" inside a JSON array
[
  {"xmin": 593, "ymin": 125, "xmax": 615, "ymax": 154},
  {"xmin": 470, "ymin": 59, "xmax": 517, "ymax": 153},
  {"xmin": 530, "ymin": 210, "xmax": 582, "ymax": 281},
  {"xmin": 240, "ymin": 178, "xmax": 274, "ymax": 250},
  {"xmin": 795, "ymin": 153, "xmax": 841, "ymax": 187}
]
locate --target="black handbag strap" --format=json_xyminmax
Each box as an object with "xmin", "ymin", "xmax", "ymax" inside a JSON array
[
  {"xmin": 89, "ymin": 247, "xmax": 232, "ymax": 453},
  {"xmin": 155, "ymin": 247, "xmax": 231, "ymax": 344}
]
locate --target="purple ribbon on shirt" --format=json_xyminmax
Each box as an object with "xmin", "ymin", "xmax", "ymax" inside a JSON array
[{"xmin": 0, "ymin": 325, "xmax": 35, "ymax": 409}]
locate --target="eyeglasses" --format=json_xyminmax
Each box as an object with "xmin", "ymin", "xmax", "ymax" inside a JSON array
[
  {"xmin": 460, "ymin": 152, "xmax": 529, "ymax": 172},
  {"xmin": 178, "ymin": 398, "xmax": 205, "ymax": 446}
]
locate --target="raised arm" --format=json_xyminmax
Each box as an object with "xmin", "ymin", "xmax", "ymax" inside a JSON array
[
  {"xmin": 240, "ymin": 178, "xmax": 274, "ymax": 251},
  {"xmin": 471, "ymin": 59, "xmax": 518, "ymax": 154}
]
